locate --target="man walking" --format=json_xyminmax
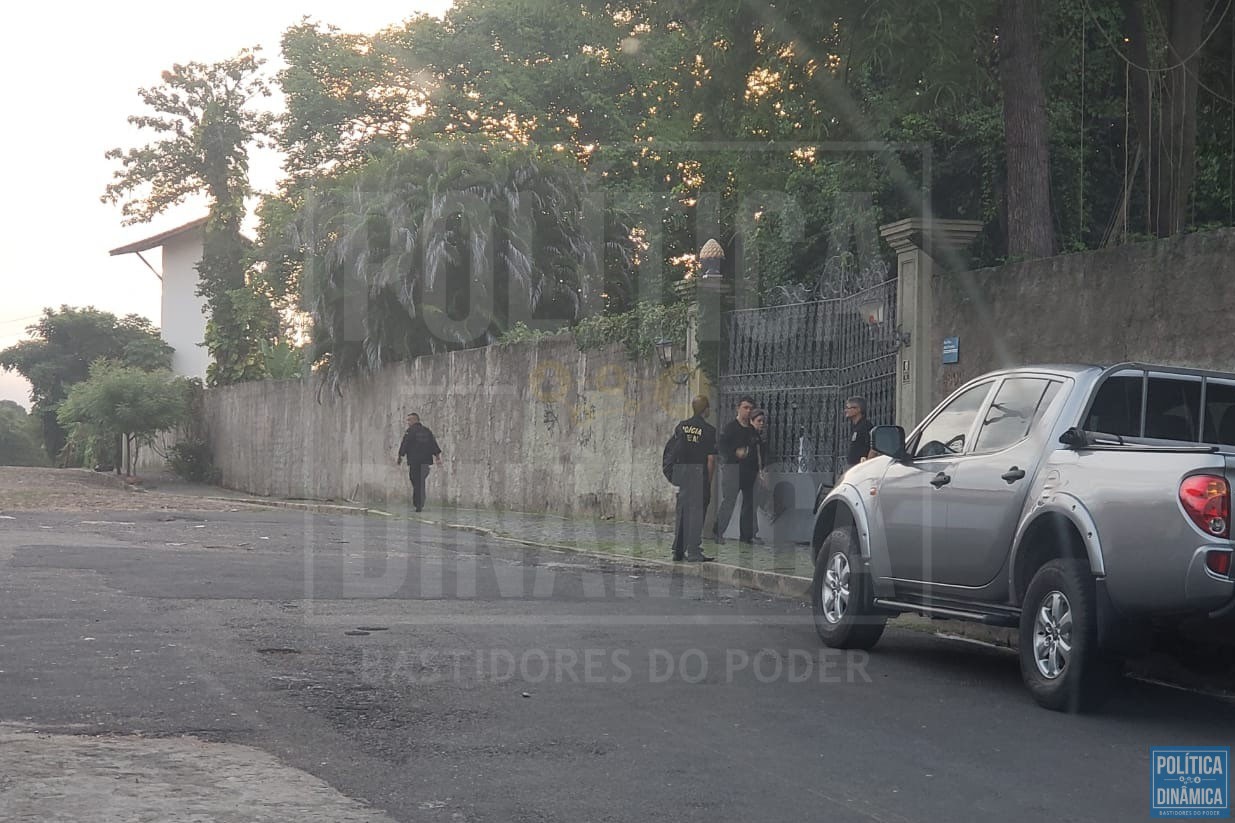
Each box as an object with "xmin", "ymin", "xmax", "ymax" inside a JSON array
[
  {"xmin": 714, "ymin": 395, "xmax": 760, "ymax": 544},
  {"xmin": 669, "ymin": 395, "xmax": 717, "ymax": 562},
  {"xmin": 396, "ymin": 413, "xmax": 443, "ymax": 512},
  {"xmin": 844, "ymin": 396, "xmax": 875, "ymax": 471}
]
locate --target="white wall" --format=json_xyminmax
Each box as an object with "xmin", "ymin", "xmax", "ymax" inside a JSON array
[{"xmin": 160, "ymin": 230, "xmax": 209, "ymax": 380}]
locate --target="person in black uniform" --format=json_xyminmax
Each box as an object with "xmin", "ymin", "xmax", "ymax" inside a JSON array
[
  {"xmin": 844, "ymin": 396, "xmax": 875, "ymax": 471},
  {"xmin": 669, "ymin": 395, "xmax": 718, "ymax": 562},
  {"xmin": 750, "ymin": 408, "xmax": 769, "ymax": 542},
  {"xmin": 396, "ymin": 413, "xmax": 443, "ymax": 511},
  {"xmin": 714, "ymin": 395, "xmax": 760, "ymax": 544}
]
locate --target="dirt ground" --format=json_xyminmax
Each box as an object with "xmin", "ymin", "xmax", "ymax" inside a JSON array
[
  {"xmin": 0, "ymin": 467, "xmax": 254, "ymax": 513},
  {"xmin": 0, "ymin": 725, "xmax": 397, "ymax": 823}
]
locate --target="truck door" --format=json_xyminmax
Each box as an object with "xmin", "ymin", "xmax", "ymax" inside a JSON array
[
  {"xmin": 936, "ymin": 377, "xmax": 1067, "ymax": 588},
  {"xmin": 877, "ymin": 381, "xmax": 993, "ymax": 583}
]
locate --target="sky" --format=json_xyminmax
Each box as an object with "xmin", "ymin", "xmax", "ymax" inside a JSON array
[{"xmin": 0, "ymin": 0, "xmax": 454, "ymax": 409}]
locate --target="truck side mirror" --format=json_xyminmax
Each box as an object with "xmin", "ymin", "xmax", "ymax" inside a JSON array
[{"xmin": 871, "ymin": 425, "xmax": 907, "ymax": 459}]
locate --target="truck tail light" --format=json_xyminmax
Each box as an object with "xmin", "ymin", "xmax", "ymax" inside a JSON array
[
  {"xmin": 1206, "ymin": 551, "xmax": 1232, "ymax": 577},
  {"xmin": 1180, "ymin": 475, "xmax": 1231, "ymax": 539}
]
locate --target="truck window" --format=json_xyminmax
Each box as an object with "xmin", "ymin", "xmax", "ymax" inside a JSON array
[
  {"xmin": 914, "ymin": 382, "xmax": 992, "ymax": 458},
  {"xmin": 1205, "ymin": 380, "xmax": 1235, "ymax": 445},
  {"xmin": 1084, "ymin": 375, "xmax": 1142, "ymax": 437},
  {"xmin": 1144, "ymin": 377, "xmax": 1201, "ymax": 441},
  {"xmin": 973, "ymin": 378, "xmax": 1061, "ymax": 453}
]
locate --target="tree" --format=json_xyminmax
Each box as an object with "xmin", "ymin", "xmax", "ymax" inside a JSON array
[
  {"xmin": 57, "ymin": 363, "xmax": 188, "ymax": 478},
  {"xmin": 0, "ymin": 307, "xmax": 173, "ymax": 462},
  {"xmin": 255, "ymin": 0, "xmax": 1234, "ymax": 326},
  {"xmin": 298, "ymin": 140, "xmax": 634, "ymax": 394},
  {"xmin": 102, "ymin": 49, "xmax": 279, "ymax": 386},
  {"xmin": 279, "ymin": 20, "xmax": 432, "ymax": 187},
  {"xmin": 999, "ymin": 0, "xmax": 1058, "ymax": 258},
  {"xmin": 0, "ymin": 401, "xmax": 47, "ymax": 467}
]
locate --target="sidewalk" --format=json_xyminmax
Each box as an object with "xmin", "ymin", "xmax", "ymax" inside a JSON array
[{"xmin": 409, "ymin": 504, "xmax": 818, "ymax": 577}]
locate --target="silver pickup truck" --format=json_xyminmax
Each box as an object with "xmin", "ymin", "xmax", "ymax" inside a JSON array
[{"xmin": 811, "ymin": 363, "xmax": 1235, "ymax": 712}]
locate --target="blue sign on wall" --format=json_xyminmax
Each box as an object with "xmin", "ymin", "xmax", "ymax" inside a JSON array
[{"xmin": 942, "ymin": 337, "xmax": 960, "ymax": 365}]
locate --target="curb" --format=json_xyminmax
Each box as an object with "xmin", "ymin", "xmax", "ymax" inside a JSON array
[
  {"xmin": 199, "ymin": 496, "xmax": 394, "ymax": 517},
  {"xmin": 408, "ymin": 515, "xmax": 1023, "ymax": 643},
  {"xmin": 409, "ymin": 515, "xmax": 814, "ymax": 597}
]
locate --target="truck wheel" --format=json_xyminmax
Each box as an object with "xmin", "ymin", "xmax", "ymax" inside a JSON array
[
  {"xmin": 1019, "ymin": 559, "xmax": 1119, "ymax": 713},
  {"xmin": 812, "ymin": 527, "xmax": 885, "ymax": 650}
]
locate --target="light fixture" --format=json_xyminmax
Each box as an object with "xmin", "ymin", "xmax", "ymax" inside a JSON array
[
  {"xmin": 655, "ymin": 337, "xmax": 692, "ymax": 385},
  {"xmin": 856, "ymin": 297, "xmax": 910, "ymax": 349},
  {"xmin": 655, "ymin": 337, "xmax": 674, "ymax": 369}
]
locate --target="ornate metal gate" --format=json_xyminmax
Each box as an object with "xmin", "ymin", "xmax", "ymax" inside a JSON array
[{"xmin": 718, "ymin": 278, "xmax": 899, "ymax": 482}]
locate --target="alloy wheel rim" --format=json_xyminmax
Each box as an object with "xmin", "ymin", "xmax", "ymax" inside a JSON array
[
  {"xmin": 1032, "ymin": 590, "xmax": 1073, "ymax": 679},
  {"xmin": 821, "ymin": 551, "xmax": 850, "ymax": 624}
]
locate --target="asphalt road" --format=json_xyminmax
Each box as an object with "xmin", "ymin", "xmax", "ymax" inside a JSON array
[{"xmin": 0, "ymin": 508, "xmax": 1231, "ymax": 822}]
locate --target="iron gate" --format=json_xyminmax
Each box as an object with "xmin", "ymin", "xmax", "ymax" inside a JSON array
[{"xmin": 718, "ymin": 279, "xmax": 899, "ymax": 482}]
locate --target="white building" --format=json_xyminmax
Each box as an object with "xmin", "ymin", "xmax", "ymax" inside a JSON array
[{"xmin": 108, "ymin": 216, "xmax": 210, "ymax": 380}]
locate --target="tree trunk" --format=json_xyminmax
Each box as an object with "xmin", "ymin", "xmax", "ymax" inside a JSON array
[
  {"xmin": 1120, "ymin": 0, "xmax": 1156, "ymax": 234},
  {"xmin": 999, "ymin": 0, "xmax": 1057, "ymax": 259}
]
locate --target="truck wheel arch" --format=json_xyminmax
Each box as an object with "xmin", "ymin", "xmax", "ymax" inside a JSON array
[
  {"xmin": 812, "ymin": 492, "xmax": 867, "ymax": 563},
  {"xmin": 1010, "ymin": 504, "xmax": 1104, "ymax": 606}
]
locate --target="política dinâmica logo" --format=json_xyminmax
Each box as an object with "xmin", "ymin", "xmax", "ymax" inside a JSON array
[{"xmin": 1151, "ymin": 747, "xmax": 1230, "ymax": 819}]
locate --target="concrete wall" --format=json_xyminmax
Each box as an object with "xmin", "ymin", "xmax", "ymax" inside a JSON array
[
  {"xmin": 204, "ymin": 337, "xmax": 695, "ymax": 520},
  {"xmin": 931, "ymin": 228, "xmax": 1235, "ymax": 403},
  {"xmin": 161, "ymin": 230, "xmax": 209, "ymax": 381}
]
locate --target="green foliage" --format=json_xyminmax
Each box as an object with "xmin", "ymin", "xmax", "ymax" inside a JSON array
[
  {"xmin": 259, "ymin": 339, "xmax": 308, "ymax": 379},
  {"xmin": 0, "ymin": 306, "xmax": 173, "ymax": 462},
  {"xmin": 279, "ymin": 21, "xmax": 427, "ymax": 185},
  {"xmin": 105, "ymin": 49, "xmax": 279, "ymax": 387},
  {"xmin": 165, "ymin": 378, "xmax": 219, "ymax": 483},
  {"xmin": 294, "ymin": 139, "xmax": 635, "ymax": 395},
  {"xmin": 168, "ymin": 440, "xmax": 220, "ymax": 484},
  {"xmin": 574, "ymin": 300, "xmax": 691, "ymax": 360},
  {"xmin": 0, "ymin": 401, "xmax": 47, "ymax": 467},
  {"xmin": 102, "ymin": 48, "xmax": 275, "ymax": 223},
  {"xmin": 147, "ymin": 0, "xmax": 1235, "ymax": 400},
  {"xmin": 496, "ymin": 322, "xmax": 568, "ymax": 346},
  {"xmin": 57, "ymin": 362, "xmax": 188, "ymax": 477}
]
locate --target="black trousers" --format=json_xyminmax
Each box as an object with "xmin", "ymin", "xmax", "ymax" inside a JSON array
[
  {"xmin": 409, "ymin": 464, "xmax": 431, "ymax": 510},
  {"xmin": 670, "ymin": 464, "xmax": 709, "ymax": 558},
  {"xmin": 715, "ymin": 464, "xmax": 756, "ymax": 541}
]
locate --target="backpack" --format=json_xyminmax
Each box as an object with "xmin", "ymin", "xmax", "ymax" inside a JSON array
[{"xmin": 662, "ymin": 425, "xmax": 684, "ymax": 483}]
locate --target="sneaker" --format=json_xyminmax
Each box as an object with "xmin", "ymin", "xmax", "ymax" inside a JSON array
[{"xmin": 684, "ymin": 553, "xmax": 715, "ymax": 563}]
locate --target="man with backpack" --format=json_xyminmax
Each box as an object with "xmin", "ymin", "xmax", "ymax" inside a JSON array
[{"xmin": 664, "ymin": 395, "xmax": 717, "ymax": 562}]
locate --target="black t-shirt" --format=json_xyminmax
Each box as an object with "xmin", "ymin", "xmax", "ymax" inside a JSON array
[
  {"xmin": 719, "ymin": 419, "xmax": 759, "ymax": 467},
  {"xmin": 676, "ymin": 415, "xmax": 717, "ymax": 464},
  {"xmin": 847, "ymin": 417, "xmax": 874, "ymax": 466}
]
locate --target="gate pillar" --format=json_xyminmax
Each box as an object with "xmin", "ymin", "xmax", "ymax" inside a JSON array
[{"xmin": 879, "ymin": 218, "xmax": 983, "ymax": 430}]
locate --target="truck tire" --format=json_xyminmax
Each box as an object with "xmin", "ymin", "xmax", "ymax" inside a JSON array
[
  {"xmin": 812, "ymin": 527, "xmax": 885, "ymax": 650},
  {"xmin": 1019, "ymin": 559, "xmax": 1120, "ymax": 713}
]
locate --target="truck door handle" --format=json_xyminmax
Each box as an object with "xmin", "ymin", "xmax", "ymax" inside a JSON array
[
  {"xmin": 930, "ymin": 472, "xmax": 951, "ymax": 488},
  {"xmin": 1001, "ymin": 467, "xmax": 1026, "ymax": 483}
]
